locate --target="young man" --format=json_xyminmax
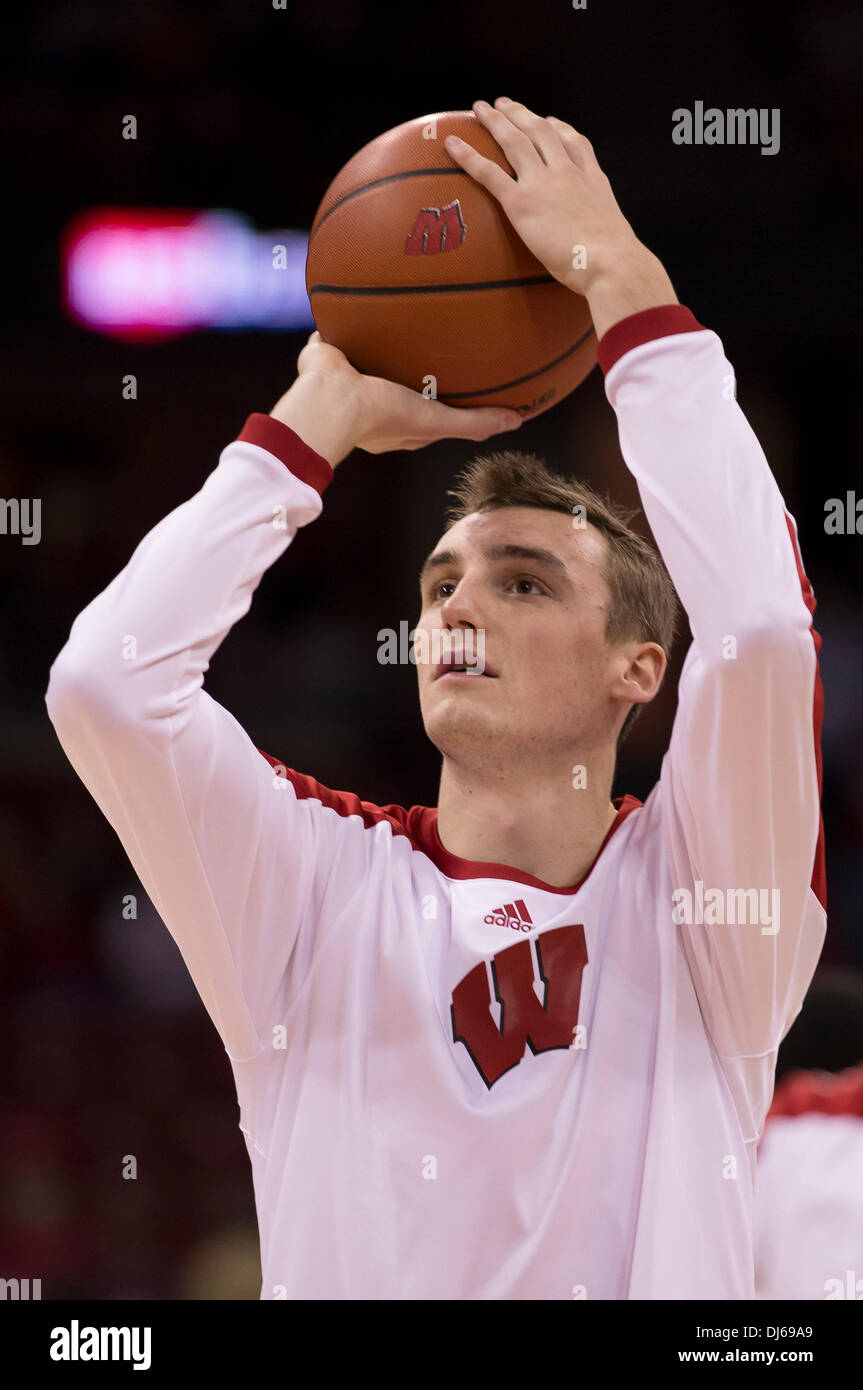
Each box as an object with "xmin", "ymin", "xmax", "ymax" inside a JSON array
[{"xmin": 45, "ymin": 99, "xmax": 825, "ymax": 1299}]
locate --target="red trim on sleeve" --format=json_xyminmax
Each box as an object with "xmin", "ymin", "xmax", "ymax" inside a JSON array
[
  {"xmin": 256, "ymin": 753, "xmax": 421, "ymax": 841},
  {"xmin": 597, "ymin": 305, "xmax": 706, "ymax": 375},
  {"xmin": 256, "ymin": 750, "xmax": 642, "ymax": 893},
  {"xmin": 768, "ymin": 1063, "xmax": 863, "ymax": 1120},
  {"xmin": 783, "ymin": 513, "xmax": 827, "ymax": 912},
  {"xmin": 237, "ymin": 412, "xmax": 334, "ymax": 497}
]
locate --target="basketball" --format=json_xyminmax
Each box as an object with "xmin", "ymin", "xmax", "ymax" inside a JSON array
[{"xmin": 304, "ymin": 110, "xmax": 597, "ymax": 421}]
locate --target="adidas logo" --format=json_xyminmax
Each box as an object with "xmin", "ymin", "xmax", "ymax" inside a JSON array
[{"xmin": 483, "ymin": 898, "xmax": 533, "ymax": 933}]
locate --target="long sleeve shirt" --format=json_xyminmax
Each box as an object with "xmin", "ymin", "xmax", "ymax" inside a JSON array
[{"xmin": 44, "ymin": 304, "xmax": 826, "ymax": 1299}]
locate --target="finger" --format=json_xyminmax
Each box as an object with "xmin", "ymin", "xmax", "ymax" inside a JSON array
[
  {"xmin": 420, "ymin": 402, "xmax": 523, "ymax": 441},
  {"xmin": 545, "ymin": 116, "xmax": 598, "ymax": 168},
  {"xmin": 298, "ymin": 330, "xmax": 319, "ymax": 357},
  {"xmin": 469, "ymin": 99, "xmax": 544, "ymax": 177},
  {"xmin": 363, "ymin": 408, "xmax": 522, "ymax": 454},
  {"xmin": 491, "ymin": 97, "xmax": 570, "ymax": 167},
  {"xmin": 444, "ymin": 132, "xmax": 515, "ymax": 203}
]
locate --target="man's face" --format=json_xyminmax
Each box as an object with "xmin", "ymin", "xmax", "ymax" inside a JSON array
[{"xmin": 416, "ymin": 506, "xmax": 629, "ymax": 773}]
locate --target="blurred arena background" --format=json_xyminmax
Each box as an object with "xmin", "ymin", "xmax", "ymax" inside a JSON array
[{"xmin": 2, "ymin": 0, "xmax": 862, "ymax": 1297}]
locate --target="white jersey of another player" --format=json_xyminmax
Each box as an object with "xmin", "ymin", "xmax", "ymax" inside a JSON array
[
  {"xmin": 45, "ymin": 305, "xmax": 826, "ymax": 1299},
  {"xmin": 755, "ymin": 1063, "xmax": 863, "ymax": 1300}
]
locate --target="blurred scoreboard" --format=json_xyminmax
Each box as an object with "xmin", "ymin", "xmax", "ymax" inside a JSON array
[{"xmin": 62, "ymin": 208, "xmax": 315, "ymax": 339}]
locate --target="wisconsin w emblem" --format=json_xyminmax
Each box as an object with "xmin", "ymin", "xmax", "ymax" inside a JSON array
[
  {"xmin": 405, "ymin": 199, "xmax": 466, "ymax": 254},
  {"xmin": 451, "ymin": 924, "xmax": 588, "ymax": 1088}
]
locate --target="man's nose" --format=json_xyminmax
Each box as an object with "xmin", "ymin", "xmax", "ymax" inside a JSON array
[{"xmin": 440, "ymin": 576, "xmax": 485, "ymax": 628}]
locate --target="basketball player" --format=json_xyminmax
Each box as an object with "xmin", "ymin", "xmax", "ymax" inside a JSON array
[
  {"xmin": 755, "ymin": 1062, "xmax": 863, "ymax": 1300},
  {"xmin": 754, "ymin": 971, "xmax": 863, "ymax": 1300},
  {"xmin": 45, "ymin": 98, "xmax": 825, "ymax": 1298}
]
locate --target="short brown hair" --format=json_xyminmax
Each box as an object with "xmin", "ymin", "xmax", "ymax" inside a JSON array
[{"xmin": 445, "ymin": 449, "xmax": 681, "ymax": 746}]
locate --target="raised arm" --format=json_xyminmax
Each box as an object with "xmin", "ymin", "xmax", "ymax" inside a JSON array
[
  {"xmin": 599, "ymin": 308, "xmax": 824, "ymax": 1113},
  {"xmin": 44, "ymin": 352, "xmax": 520, "ymax": 1060}
]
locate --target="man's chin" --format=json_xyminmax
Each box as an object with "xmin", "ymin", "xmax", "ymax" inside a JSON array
[{"xmin": 421, "ymin": 702, "xmax": 505, "ymax": 757}]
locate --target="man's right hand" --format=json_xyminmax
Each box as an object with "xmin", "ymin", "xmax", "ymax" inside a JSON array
[{"xmin": 268, "ymin": 331, "xmax": 523, "ymax": 467}]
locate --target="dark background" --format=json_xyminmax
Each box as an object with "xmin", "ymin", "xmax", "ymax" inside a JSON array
[{"xmin": 2, "ymin": 0, "xmax": 862, "ymax": 1297}]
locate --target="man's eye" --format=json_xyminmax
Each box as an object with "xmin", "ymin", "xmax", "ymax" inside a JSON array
[
  {"xmin": 428, "ymin": 576, "xmax": 547, "ymax": 601},
  {"xmin": 433, "ymin": 581, "xmax": 456, "ymax": 600},
  {"xmin": 510, "ymin": 576, "xmax": 546, "ymax": 596}
]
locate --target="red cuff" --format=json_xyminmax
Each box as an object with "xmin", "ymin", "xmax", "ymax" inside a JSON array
[
  {"xmin": 236, "ymin": 412, "xmax": 334, "ymax": 497},
  {"xmin": 597, "ymin": 305, "xmax": 706, "ymax": 375}
]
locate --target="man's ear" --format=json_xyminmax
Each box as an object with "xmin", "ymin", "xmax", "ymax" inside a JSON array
[{"xmin": 611, "ymin": 641, "xmax": 666, "ymax": 708}]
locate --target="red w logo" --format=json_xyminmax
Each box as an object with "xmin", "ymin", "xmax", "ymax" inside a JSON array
[
  {"xmin": 450, "ymin": 924, "xmax": 588, "ymax": 1089},
  {"xmin": 405, "ymin": 199, "xmax": 466, "ymax": 254}
]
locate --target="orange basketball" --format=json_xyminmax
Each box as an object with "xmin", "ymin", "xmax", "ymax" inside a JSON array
[{"xmin": 305, "ymin": 110, "xmax": 596, "ymax": 421}]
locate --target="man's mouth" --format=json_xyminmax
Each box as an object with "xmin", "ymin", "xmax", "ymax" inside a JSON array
[{"xmin": 434, "ymin": 662, "xmax": 497, "ymax": 681}]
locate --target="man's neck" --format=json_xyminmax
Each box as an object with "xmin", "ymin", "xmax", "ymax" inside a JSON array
[{"xmin": 435, "ymin": 757, "xmax": 619, "ymax": 889}]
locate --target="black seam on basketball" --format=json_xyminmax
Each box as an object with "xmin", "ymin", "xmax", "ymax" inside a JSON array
[
  {"xmin": 309, "ymin": 167, "xmax": 491, "ymax": 239},
  {"xmin": 308, "ymin": 275, "xmax": 556, "ymax": 296},
  {"xmin": 433, "ymin": 327, "xmax": 596, "ymax": 398}
]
